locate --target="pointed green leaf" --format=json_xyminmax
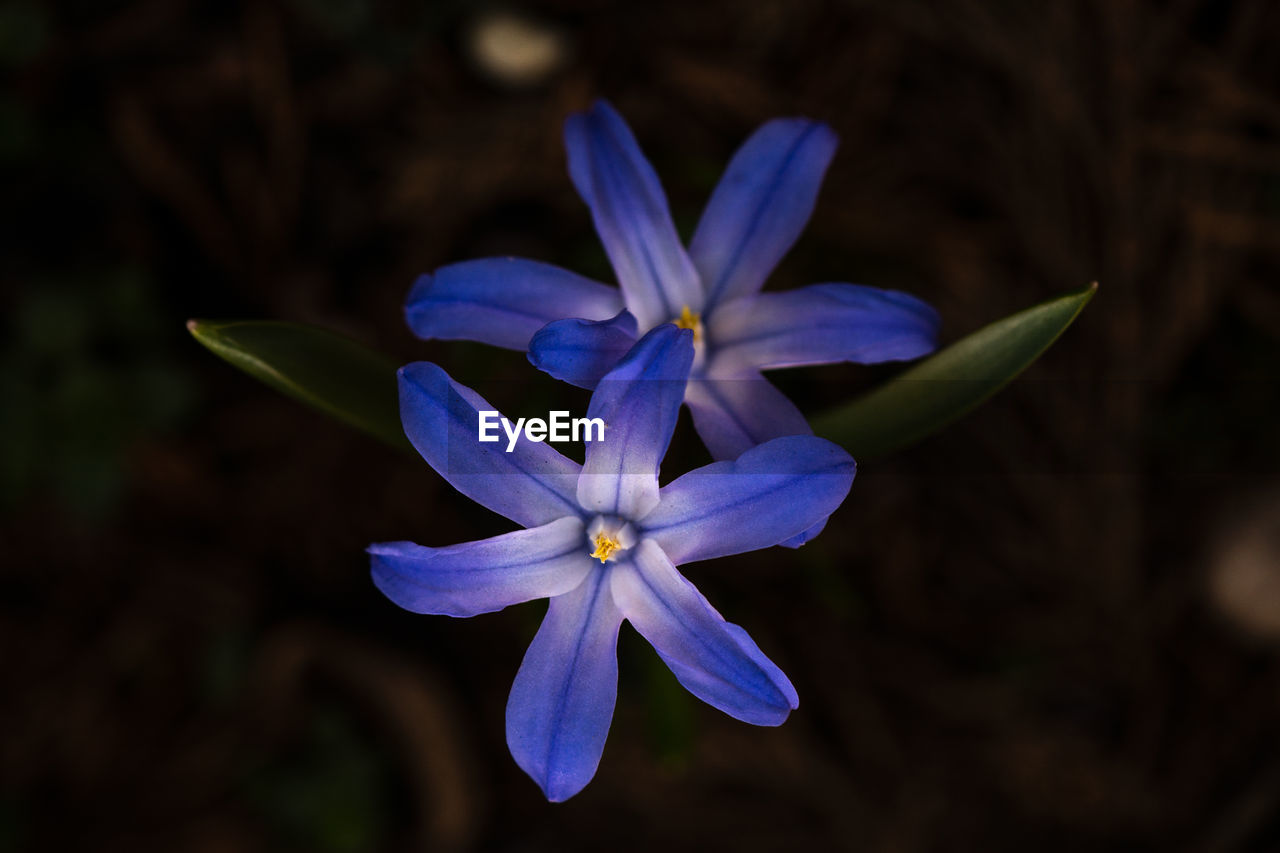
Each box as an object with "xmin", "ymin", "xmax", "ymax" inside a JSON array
[
  {"xmin": 188, "ymin": 320, "xmax": 410, "ymax": 451},
  {"xmin": 812, "ymin": 282, "xmax": 1096, "ymax": 458}
]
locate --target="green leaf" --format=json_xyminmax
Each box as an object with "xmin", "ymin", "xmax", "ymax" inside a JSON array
[
  {"xmin": 188, "ymin": 320, "xmax": 410, "ymax": 451},
  {"xmin": 812, "ymin": 282, "xmax": 1096, "ymax": 458}
]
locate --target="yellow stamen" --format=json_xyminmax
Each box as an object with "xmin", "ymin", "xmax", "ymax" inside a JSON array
[
  {"xmin": 675, "ymin": 304, "xmax": 702, "ymax": 341},
  {"xmin": 591, "ymin": 533, "xmax": 621, "ymax": 563}
]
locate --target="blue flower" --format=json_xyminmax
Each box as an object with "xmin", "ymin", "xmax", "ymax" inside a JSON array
[
  {"xmin": 369, "ymin": 325, "xmax": 855, "ymax": 801},
  {"xmin": 406, "ymin": 99, "xmax": 940, "ymax": 463}
]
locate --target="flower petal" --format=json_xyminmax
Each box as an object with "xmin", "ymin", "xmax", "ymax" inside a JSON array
[
  {"xmin": 710, "ymin": 283, "xmax": 940, "ymax": 371},
  {"xmin": 611, "ymin": 540, "xmax": 797, "ymax": 725},
  {"xmin": 577, "ymin": 325, "xmax": 693, "ymax": 520},
  {"xmin": 690, "ymin": 119, "xmax": 837, "ymax": 312},
  {"xmin": 640, "ymin": 435, "xmax": 855, "ymax": 565},
  {"xmin": 565, "ymin": 100, "xmax": 703, "ymax": 329},
  {"xmin": 399, "ymin": 362, "xmax": 582, "ymax": 529},
  {"xmin": 506, "ymin": 569, "xmax": 623, "ymax": 802},
  {"xmin": 405, "ymin": 258, "xmax": 623, "ymax": 350},
  {"xmin": 684, "ymin": 370, "xmax": 813, "ymax": 462},
  {"xmin": 779, "ymin": 517, "xmax": 827, "ymax": 550},
  {"xmin": 369, "ymin": 517, "xmax": 592, "ymax": 618},
  {"xmin": 527, "ymin": 310, "xmax": 639, "ymax": 390}
]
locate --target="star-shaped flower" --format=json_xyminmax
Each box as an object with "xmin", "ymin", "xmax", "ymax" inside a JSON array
[
  {"xmin": 369, "ymin": 325, "xmax": 855, "ymax": 801},
  {"xmin": 406, "ymin": 99, "xmax": 940, "ymax": 464}
]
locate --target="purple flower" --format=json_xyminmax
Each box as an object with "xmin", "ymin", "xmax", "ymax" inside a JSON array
[
  {"xmin": 369, "ymin": 325, "xmax": 855, "ymax": 801},
  {"xmin": 406, "ymin": 99, "xmax": 939, "ymax": 463}
]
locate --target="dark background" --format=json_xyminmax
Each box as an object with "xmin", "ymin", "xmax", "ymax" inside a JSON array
[{"xmin": 3, "ymin": 0, "xmax": 1280, "ymax": 850}]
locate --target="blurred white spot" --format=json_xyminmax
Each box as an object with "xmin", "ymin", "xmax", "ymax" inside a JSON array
[
  {"xmin": 468, "ymin": 11, "xmax": 567, "ymax": 87},
  {"xmin": 1211, "ymin": 491, "xmax": 1280, "ymax": 640}
]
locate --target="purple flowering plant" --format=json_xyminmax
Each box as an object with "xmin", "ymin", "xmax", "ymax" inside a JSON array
[
  {"xmin": 406, "ymin": 100, "xmax": 940, "ymax": 463},
  {"xmin": 371, "ymin": 325, "xmax": 854, "ymax": 800},
  {"xmin": 188, "ymin": 98, "xmax": 1093, "ymax": 804}
]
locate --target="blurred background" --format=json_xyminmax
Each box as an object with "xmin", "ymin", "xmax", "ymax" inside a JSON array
[{"xmin": 3, "ymin": 0, "xmax": 1279, "ymax": 850}]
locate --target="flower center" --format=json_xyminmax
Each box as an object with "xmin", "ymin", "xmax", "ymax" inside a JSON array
[
  {"xmin": 672, "ymin": 304, "xmax": 709, "ymax": 373},
  {"xmin": 586, "ymin": 516, "xmax": 636, "ymax": 564},
  {"xmin": 674, "ymin": 304, "xmax": 703, "ymax": 343},
  {"xmin": 590, "ymin": 534, "xmax": 620, "ymax": 562}
]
